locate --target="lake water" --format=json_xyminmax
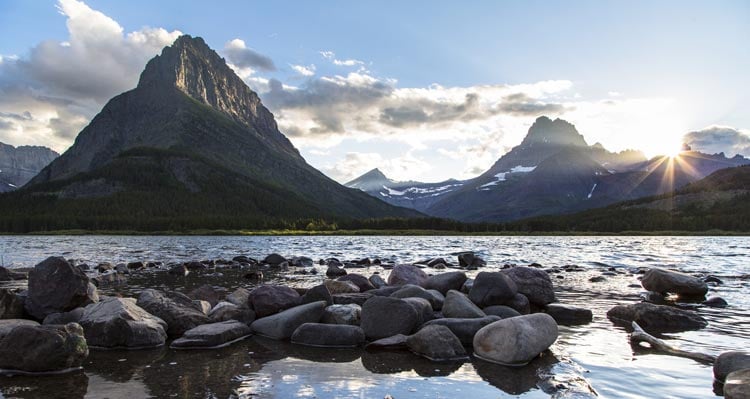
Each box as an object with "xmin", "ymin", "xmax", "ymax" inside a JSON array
[{"xmin": 1, "ymin": 235, "xmax": 748, "ymax": 398}]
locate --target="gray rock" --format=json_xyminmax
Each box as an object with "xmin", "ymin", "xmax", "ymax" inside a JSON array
[
  {"xmin": 90, "ymin": 271, "xmax": 127, "ymax": 287},
  {"xmin": 504, "ymin": 293, "xmax": 531, "ymax": 314},
  {"xmin": 290, "ymin": 256, "xmax": 314, "ymax": 267},
  {"xmin": 194, "ymin": 300, "xmax": 212, "ymax": 315},
  {"xmin": 251, "ymin": 301, "xmax": 326, "ymax": 340},
  {"xmin": 291, "ymin": 323, "xmax": 365, "ymax": 348},
  {"xmin": 136, "ymin": 289, "xmax": 210, "ymax": 337},
  {"xmin": 482, "ymin": 305, "xmax": 522, "ymax": 319},
  {"xmin": 424, "ymin": 271, "xmax": 468, "ymax": 295},
  {"xmin": 469, "ymin": 272, "xmax": 518, "ymax": 307},
  {"xmin": 324, "ymin": 279, "xmax": 360, "ymax": 294},
  {"xmin": 249, "ymin": 285, "xmax": 301, "ymax": 318},
  {"xmin": 426, "ymin": 289, "xmax": 445, "ymax": 311},
  {"xmin": 473, "ymin": 313, "xmax": 558, "ymax": 366},
  {"xmin": 461, "ymin": 278, "xmax": 474, "ymax": 294},
  {"xmin": 208, "ymin": 302, "xmax": 256, "ymax": 324},
  {"xmin": 263, "ymin": 253, "xmax": 287, "ymax": 265},
  {"xmin": 407, "ymin": 324, "xmax": 467, "ymax": 361},
  {"xmin": 79, "ymin": 297, "xmax": 167, "ymax": 348},
  {"xmin": 724, "ymin": 369, "xmax": 750, "ymax": 399},
  {"xmin": 545, "ymin": 304, "xmax": 593, "ymax": 325},
  {"xmin": 301, "ymin": 284, "xmax": 333, "ymax": 306},
  {"xmin": 715, "ymin": 351, "xmax": 750, "ymax": 382},
  {"xmin": 387, "ymin": 264, "xmax": 428, "ymax": 287},
  {"xmin": 225, "ymin": 288, "xmax": 250, "ymax": 307},
  {"xmin": 502, "ymin": 267, "xmax": 555, "ymax": 306},
  {"xmin": 0, "ymin": 319, "xmax": 39, "ymax": 339},
  {"xmin": 703, "ymin": 296, "xmax": 728, "ymax": 308},
  {"xmin": 188, "ymin": 284, "xmax": 225, "ymax": 307},
  {"xmin": 43, "ymin": 307, "xmax": 85, "ymax": 325},
  {"xmin": 332, "ymin": 293, "xmax": 373, "ymax": 306},
  {"xmin": 0, "ymin": 322, "xmax": 88, "ymax": 373},
  {"xmin": 391, "ymin": 284, "xmax": 441, "ymax": 310},
  {"xmin": 360, "ymin": 296, "xmax": 420, "ymax": 340},
  {"xmin": 171, "ymin": 320, "xmax": 252, "ymax": 349},
  {"xmin": 641, "ymin": 268, "xmax": 708, "ymax": 297},
  {"xmin": 442, "ymin": 290, "xmax": 485, "ymax": 318},
  {"xmin": 0, "ymin": 288, "xmax": 24, "ymax": 319},
  {"xmin": 423, "ymin": 316, "xmax": 501, "ymax": 346},
  {"xmin": 457, "ymin": 252, "xmax": 485, "ymax": 268},
  {"xmin": 338, "ymin": 274, "xmax": 376, "ymax": 292},
  {"xmin": 168, "ymin": 264, "xmax": 188, "ymax": 276},
  {"xmin": 365, "ymin": 334, "xmax": 408, "ymax": 349},
  {"xmin": 369, "ymin": 274, "xmax": 387, "ymax": 289},
  {"xmin": 321, "ymin": 304, "xmax": 361, "ymax": 325},
  {"xmin": 402, "ymin": 297, "xmax": 434, "ymax": 326},
  {"xmin": 326, "ymin": 265, "xmax": 347, "ymax": 278},
  {"xmin": 606, "ymin": 302, "xmax": 708, "ymax": 332},
  {"xmin": 24, "ymin": 256, "xmax": 99, "ymax": 320}
]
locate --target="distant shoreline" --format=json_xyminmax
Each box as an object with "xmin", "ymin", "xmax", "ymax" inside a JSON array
[{"xmin": 0, "ymin": 229, "xmax": 747, "ymax": 236}]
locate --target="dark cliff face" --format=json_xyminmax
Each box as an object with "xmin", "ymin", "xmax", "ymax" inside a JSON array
[{"xmin": 0, "ymin": 143, "xmax": 58, "ymax": 191}]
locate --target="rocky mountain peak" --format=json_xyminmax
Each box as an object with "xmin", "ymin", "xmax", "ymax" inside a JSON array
[{"xmin": 521, "ymin": 116, "xmax": 588, "ymax": 148}]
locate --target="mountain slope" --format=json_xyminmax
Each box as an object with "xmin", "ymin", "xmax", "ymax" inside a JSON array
[
  {"xmin": 1, "ymin": 35, "xmax": 418, "ymax": 232},
  {"xmin": 0, "ymin": 143, "xmax": 58, "ymax": 192}
]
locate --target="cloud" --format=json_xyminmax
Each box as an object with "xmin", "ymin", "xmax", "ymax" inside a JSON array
[
  {"xmin": 290, "ymin": 64, "xmax": 316, "ymax": 77},
  {"xmin": 333, "ymin": 59, "xmax": 364, "ymax": 67},
  {"xmin": 682, "ymin": 126, "xmax": 750, "ymax": 157},
  {"xmin": 321, "ymin": 151, "xmax": 430, "ymax": 182},
  {"xmin": 223, "ymin": 39, "xmax": 276, "ymax": 71}
]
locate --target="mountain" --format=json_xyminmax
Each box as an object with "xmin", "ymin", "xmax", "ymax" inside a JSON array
[
  {"xmin": 0, "ymin": 143, "xmax": 58, "ymax": 192},
  {"xmin": 0, "ymin": 35, "xmax": 418, "ymax": 232},
  {"xmin": 345, "ymin": 168, "xmax": 465, "ymax": 213}
]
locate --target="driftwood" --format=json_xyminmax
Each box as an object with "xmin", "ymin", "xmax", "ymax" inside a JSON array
[{"xmin": 630, "ymin": 321, "xmax": 716, "ymax": 363}]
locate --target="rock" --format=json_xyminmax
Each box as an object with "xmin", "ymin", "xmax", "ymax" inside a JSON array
[
  {"xmin": 469, "ymin": 272, "xmax": 518, "ymax": 307},
  {"xmin": 263, "ymin": 253, "xmax": 287, "ymax": 265},
  {"xmin": 369, "ymin": 286, "xmax": 402, "ymax": 297},
  {"xmin": 606, "ymin": 302, "xmax": 708, "ymax": 332},
  {"xmin": 249, "ymin": 285, "xmax": 301, "ymax": 318},
  {"xmin": 43, "ymin": 308, "xmax": 85, "ymax": 325},
  {"xmin": 290, "ymin": 256, "xmax": 314, "ymax": 267},
  {"xmin": 136, "ymin": 289, "xmax": 209, "ymax": 337},
  {"xmin": 406, "ymin": 324, "xmax": 467, "ymax": 361},
  {"xmin": 457, "ymin": 252, "xmax": 485, "ymax": 268},
  {"xmin": 171, "ymin": 320, "xmax": 252, "ymax": 349},
  {"xmin": 338, "ymin": 274, "xmax": 376, "ymax": 292},
  {"xmin": 0, "ymin": 319, "xmax": 39, "ymax": 339},
  {"xmin": 387, "ymin": 264, "xmax": 428, "ymax": 287},
  {"xmin": 225, "ymin": 288, "xmax": 251, "ymax": 307},
  {"xmin": 424, "ymin": 271, "xmax": 468, "ymax": 295},
  {"xmin": 360, "ymin": 296, "xmax": 420, "ymax": 340},
  {"xmin": 0, "ymin": 322, "xmax": 88, "ymax": 373},
  {"xmin": 461, "ymin": 278, "xmax": 474, "ymax": 294},
  {"xmin": 301, "ymin": 284, "xmax": 333, "ymax": 306},
  {"xmin": 194, "ymin": 300, "xmax": 212, "ymax": 315},
  {"xmin": 168, "ymin": 264, "xmax": 188, "ymax": 276},
  {"xmin": 0, "ymin": 288, "xmax": 24, "ymax": 319},
  {"xmin": 426, "ymin": 289, "xmax": 445, "ymax": 310},
  {"xmin": 715, "ymin": 351, "xmax": 750, "ymax": 382},
  {"xmin": 208, "ymin": 302, "xmax": 256, "ymax": 324},
  {"xmin": 326, "ymin": 265, "xmax": 347, "ymax": 278},
  {"xmin": 473, "ymin": 313, "xmax": 558, "ymax": 366},
  {"xmin": 251, "ymin": 301, "xmax": 326, "ymax": 340},
  {"xmin": 390, "ymin": 284, "xmax": 441, "ymax": 310},
  {"xmin": 0, "ymin": 266, "xmax": 27, "ymax": 281},
  {"xmin": 24, "ymin": 256, "xmax": 99, "ymax": 320},
  {"xmin": 589, "ymin": 276, "xmax": 607, "ymax": 283},
  {"xmin": 703, "ymin": 296, "xmax": 728, "ymax": 308},
  {"xmin": 704, "ymin": 275, "xmax": 724, "ymax": 284},
  {"xmin": 369, "ymin": 274, "xmax": 387, "ymax": 288},
  {"xmin": 127, "ymin": 261, "xmax": 145, "ymax": 270},
  {"xmin": 184, "ymin": 261, "xmax": 207, "ymax": 270},
  {"xmin": 641, "ymin": 268, "xmax": 708, "ymax": 297},
  {"xmin": 91, "ymin": 272, "xmax": 127, "ymax": 287},
  {"xmin": 502, "ymin": 267, "xmax": 556, "ymax": 306},
  {"xmin": 442, "ymin": 290, "xmax": 485, "ymax": 318},
  {"xmin": 482, "ymin": 305, "xmax": 522, "ymax": 319},
  {"xmin": 422, "ymin": 316, "xmax": 501, "ymax": 346},
  {"xmin": 291, "ymin": 323, "xmax": 365, "ymax": 348},
  {"xmin": 402, "ymin": 297, "xmax": 434, "ymax": 326},
  {"xmin": 321, "ymin": 304, "xmax": 361, "ymax": 325},
  {"xmin": 188, "ymin": 284, "xmax": 225, "ymax": 307},
  {"xmin": 332, "ymin": 293, "xmax": 373, "ymax": 306},
  {"xmin": 365, "ymin": 334, "xmax": 408, "ymax": 350},
  {"xmin": 545, "ymin": 304, "xmax": 593, "ymax": 325},
  {"xmin": 79, "ymin": 297, "xmax": 167, "ymax": 349},
  {"xmin": 324, "ymin": 279, "xmax": 360, "ymax": 294},
  {"xmin": 724, "ymin": 369, "xmax": 750, "ymax": 399}
]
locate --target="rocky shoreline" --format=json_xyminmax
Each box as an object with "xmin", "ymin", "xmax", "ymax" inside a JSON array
[{"xmin": 1, "ymin": 253, "xmax": 748, "ymax": 398}]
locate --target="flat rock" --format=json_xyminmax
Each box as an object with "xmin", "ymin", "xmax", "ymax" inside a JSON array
[
  {"xmin": 407, "ymin": 324, "xmax": 467, "ymax": 361},
  {"xmin": 249, "ymin": 285, "xmax": 301, "ymax": 318},
  {"xmin": 387, "ymin": 264, "xmax": 428, "ymax": 287},
  {"xmin": 0, "ymin": 322, "xmax": 88, "ymax": 373},
  {"xmin": 424, "ymin": 271, "xmax": 468, "ymax": 295},
  {"xmin": 24, "ymin": 256, "xmax": 99, "ymax": 320},
  {"xmin": 136, "ymin": 289, "xmax": 209, "ymax": 337},
  {"xmin": 422, "ymin": 316, "xmax": 501, "ymax": 346},
  {"xmin": 442, "ymin": 290, "xmax": 485, "ymax": 318},
  {"xmin": 545, "ymin": 304, "xmax": 593, "ymax": 325},
  {"xmin": 321, "ymin": 304, "xmax": 361, "ymax": 325},
  {"xmin": 715, "ymin": 351, "xmax": 750, "ymax": 382},
  {"xmin": 641, "ymin": 268, "xmax": 708, "ymax": 297},
  {"xmin": 360, "ymin": 296, "xmax": 419, "ymax": 340},
  {"xmin": 469, "ymin": 272, "xmax": 518, "ymax": 307},
  {"xmin": 171, "ymin": 320, "xmax": 252, "ymax": 349},
  {"xmin": 79, "ymin": 297, "xmax": 167, "ymax": 349},
  {"xmin": 251, "ymin": 301, "xmax": 326, "ymax": 340},
  {"xmin": 606, "ymin": 302, "xmax": 708, "ymax": 332},
  {"xmin": 473, "ymin": 313, "xmax": 558, "ymax": 366},
  {"xmin": 502, "ymin": 267, "xmax": 556, "ymax": 306},
  {"xmin": 291, "ymin": 323, "xmax": 365, "ymax": 348}
]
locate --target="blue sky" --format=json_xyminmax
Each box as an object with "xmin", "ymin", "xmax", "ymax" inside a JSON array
[{"xmin": 1, "ymin": 0, "xmax": 749, "ymax": 182}]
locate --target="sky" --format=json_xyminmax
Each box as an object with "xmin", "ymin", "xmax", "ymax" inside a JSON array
[{"xmin": 1, "ymin": 0, "xmax": 749, "ymax": 183}]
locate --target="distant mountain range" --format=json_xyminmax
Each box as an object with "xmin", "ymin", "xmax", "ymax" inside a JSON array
[
  {"xmin": 347, "ymin": 116, "xmax": 750, "ymax": 222},
  {"xmin": 0, "ymin": 143, "xmax": 58, "ymax": 192},
  {"xmin": 0, "ymin": 35, "xmax": 418, "ymax": 231}
]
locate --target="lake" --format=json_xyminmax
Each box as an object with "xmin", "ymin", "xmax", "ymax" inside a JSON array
[{"xmin": 1, "ymin": 235, "xmax": 748, "ymax": 398}]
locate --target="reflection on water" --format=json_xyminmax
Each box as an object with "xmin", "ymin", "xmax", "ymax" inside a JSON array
[{"xmin": 1, "ymin": 235, "xmax": 748, "ymax": 398}]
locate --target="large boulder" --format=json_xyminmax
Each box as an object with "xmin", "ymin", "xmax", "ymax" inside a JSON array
[
  {"xmin": 171, "ymin": 320, "xmax": 252, "ymax": 349},
  {"xmin": 291, "ymin": 323, "xmax": 365, "ymax": 348},
  {"xmin": 251, "ymin": 301, "xmax": 326, "ymax": 340},
  {"xmin": 714, "ymin": 351, "xmax": 750, "ymax": 382},
  {"xmin": 406, "ymin": 324, "xmax": 467, "ymax": 361},
  {"xmin": 606, "ymin": 302, "xmax": 708, "ymax": 332},
  {"xmin": 724, "ymin": 369, "xmax": 750, "ymax": 399},
  {"xmin": 387, "ymin": 264, "xmax": 428, "ymax": 287},
  {"xmin": 0, "ymin": 322, "xmax": 88, "ymax": 373},
  {"xmin": 422, "ymin": 316, "xmax": 501, "ymax": 346},
  {"xmin": 249, "ymin": 285, "xmax": 301, "ymax": 318},
  {"xmin": 502, "ymin": 267, "xmax": 555, "ymax": 306},
  {"xmin": 321, "ymin": 304, "xmax": 361, "ymax": 325},
  {"xmin": 0, "ymin": 288, "xmax": 24, "ymax": 319},
  {"xmin": 473, "ymin": 313, "xmax": 558, "ymax": 366},
  {"xmin": 641, "ymin": 268, "xmax": 708, "ymax": 297},
  {"xmin": 24, "ymin": 256, "xmax": 99, "ymax": 320},
  {"xmin": 469, "ymin": 272, "xmax": 518, "ymax": 308},
  {"xmin": 545, "ymin": 304, "xmax": 593, "ymax": 325},
  {"xmin": 79, "ymin": 297, "xmax": 167, "ymax": 349},
  {"xmin": 136, "ymin": 289, "xmax": 210, "ymax": 337},
  {"xmin": 338, "ymin": 274, "xmax": 376, "ymax": 292},
  {"xmin": 360, "ymin": 296, "xmax": 420, "ymax": 340},
  {"xmin": 442, "ymin": 290, "xmax": 485, "ymax": 318},
  {"xmin": 424, "ymin": 271, "xmax": 468, "ymax": 295}
]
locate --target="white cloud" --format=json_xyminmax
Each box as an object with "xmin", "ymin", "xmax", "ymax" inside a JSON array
[
  {"xmin": 683, "ymin": 126, "xmax": 750, "ymax": 157},
  {"xmin": 223, "ymin": 38, "xmax": 275, "ymax": 71},
  {"xmin": 333, "ymin": 59, "xmax": 364, "ymax": 67},
  {"xmin": 290, "ymin": 63, "xmax": 316, "ymax": 77}
]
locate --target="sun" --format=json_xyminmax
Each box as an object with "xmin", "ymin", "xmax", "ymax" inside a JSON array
[{"xmin": 646, "ymin": 137, "xmax": 684, "ymax": 159}]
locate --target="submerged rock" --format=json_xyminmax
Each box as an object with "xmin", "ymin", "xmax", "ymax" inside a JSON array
[
  {"xmin": 606, "ymin": 302, "xmax": 708, "ymax": 332},
  {"xmin": 361, "ymin": 296, "xmax": 419, "ymax": 340},
  {"xmin": 407, "ymin": 324, "xmax": 467, "ymax": 361},
  {"xmin": 387, "ymin": 264, "xmax": 428, "ymax": 287},
  {"xmin": 0, "ymin": 322, "xmax": 88, "ymax": 373},
  {"xmin": 641, "ymin": 268, "xmax": 708, "ymax": 297},
  {"xmin": 136, "ymin": 289, "xmax": 209, "ymax": 337},
  {"xmin": 24, "ymin": 256, "xmax": 99, "ymax": 320},
  {"xmin": 251, "ymin": 301, "xmax": 326, "ymax": 340},
  {"xmin": 473, "ymin": 313, "xmax": 558, "ymax": 366},
  {"xmin": 79, "ymin": 297, "xmax": 167, "ymax": 349},
  {"xmin": 422, "ymin": 316, "xmax": 501, "ymax": 346},
  {"xmin": 291, "ymin": 323, "xmax": 365, "ymax": 348},
  {"xmin": 171, "ymin": 320, "xmax": 252, "ymax": 349},
  {"xmin": 442, "ymin": 290, "xmax": 485, "ymax": 318}
]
